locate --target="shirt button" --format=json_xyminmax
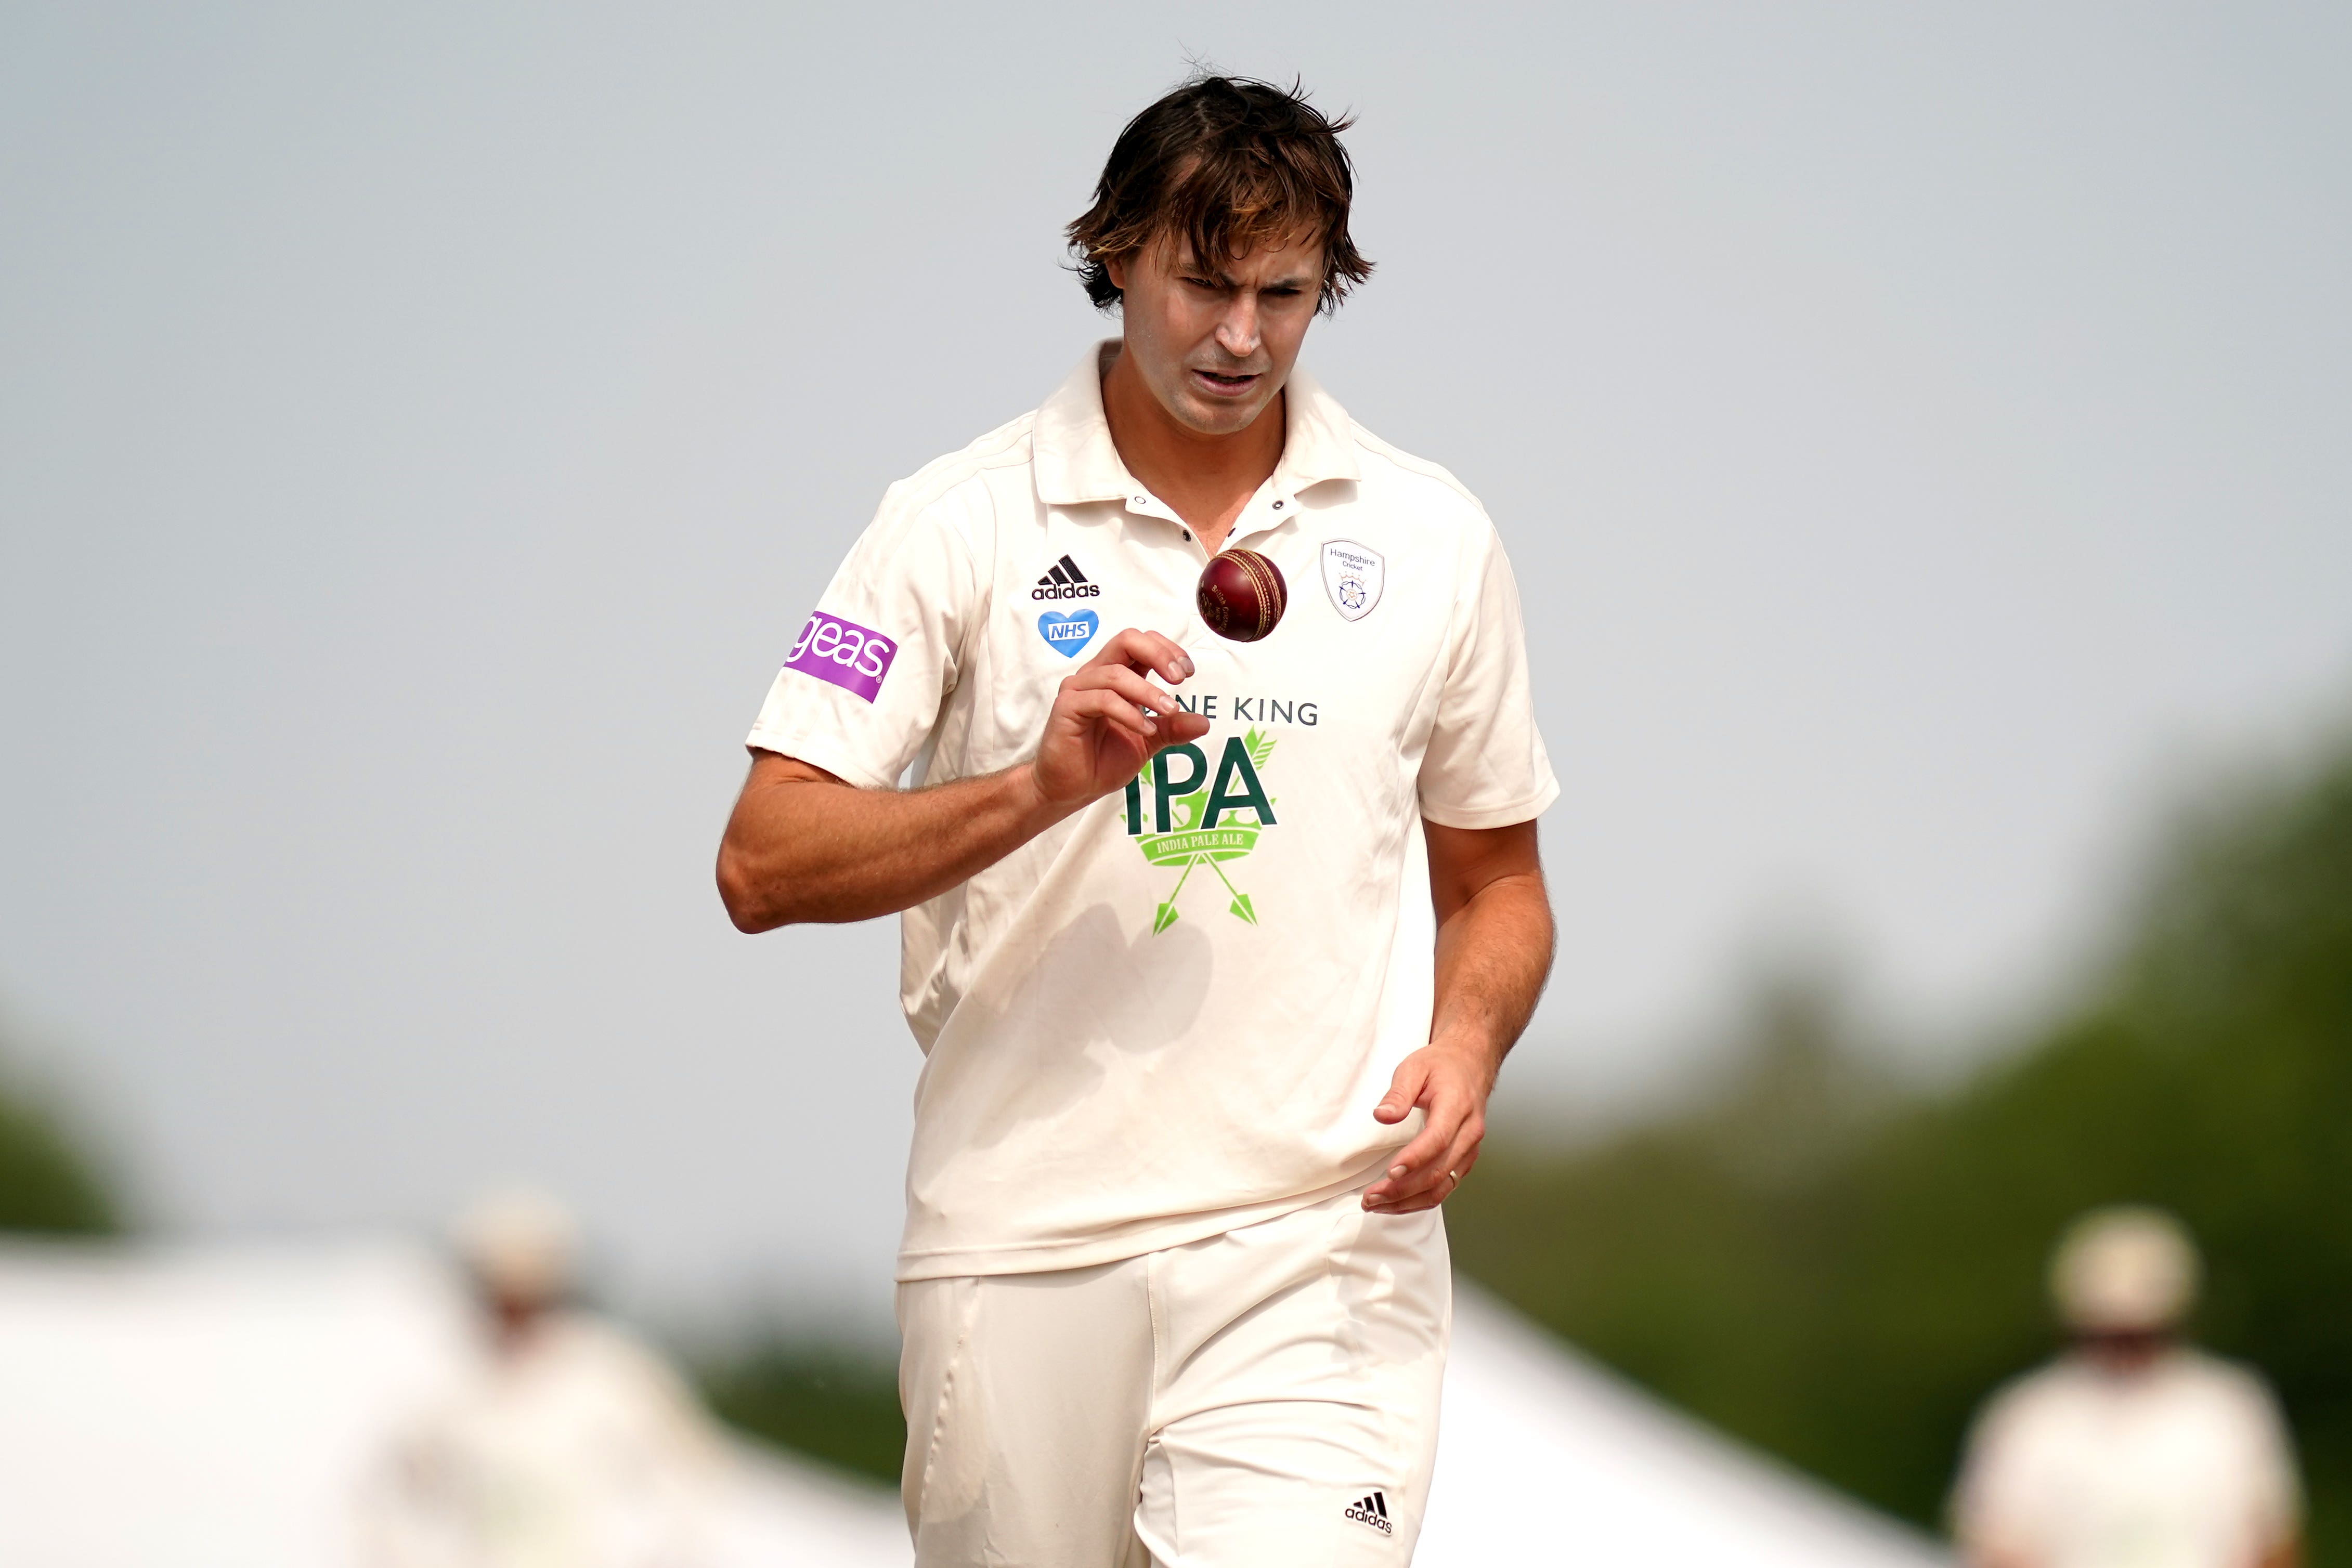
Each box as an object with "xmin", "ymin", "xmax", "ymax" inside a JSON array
[{"xmin": 1272, "ymin": 499, "xmax": 1284, "ymax": 510}]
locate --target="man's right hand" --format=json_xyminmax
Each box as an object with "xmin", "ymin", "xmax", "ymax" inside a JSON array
[{"xmin": 1030, "ymin": 629, "xmax": 1211, "ymax": 807}]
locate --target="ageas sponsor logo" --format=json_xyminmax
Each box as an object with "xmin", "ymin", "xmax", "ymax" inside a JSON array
[
  {"xmin": 783, "ymin": 610, "xmax": 896, "ymax": 703},
  {"xmin": 1031, "ymin": 554, "xmax": 1101, "ymax": 600}
]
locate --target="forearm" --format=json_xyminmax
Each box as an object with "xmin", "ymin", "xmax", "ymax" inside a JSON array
[
  {"xmin": 1427, "ymin": 868, "xmax": 1553, "ymax": 1073},
  {"xmin": 1362, "ymin": 822, "xmax": 1553, "ymax": 1213},
  {"xmin": 717, "ymin": 757, "xmax": 1069, "ymax": 929}
]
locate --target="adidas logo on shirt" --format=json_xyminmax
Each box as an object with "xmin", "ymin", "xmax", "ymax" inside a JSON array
[
  {"xmin": 1031, "ymin": 554, "xmax": 1101, "ymax": 600},
  {"xmin": 1342, "ymin": 1491, "xmax": 1394, "ymax": 1535}
]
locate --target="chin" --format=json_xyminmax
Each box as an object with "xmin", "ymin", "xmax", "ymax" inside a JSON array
[{"xmin": 1175, "ymin": 391, "xmax": 1274, "ymax": 436}]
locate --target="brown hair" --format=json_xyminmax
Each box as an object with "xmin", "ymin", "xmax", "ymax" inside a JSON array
[{"xmin": 1067, "ymin": 75, "xmax": 1372, "ymax": 316}]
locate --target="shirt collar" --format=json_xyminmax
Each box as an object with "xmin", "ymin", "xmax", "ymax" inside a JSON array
[{"xmin": 1033, "ymin": 340, "xmax": 1362, "ymax": 508}]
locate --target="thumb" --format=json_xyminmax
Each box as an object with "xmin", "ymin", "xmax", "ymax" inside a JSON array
[{"xmin": 1374, "ymin": 1056, "xmax": 1430, "ymax": 1125}]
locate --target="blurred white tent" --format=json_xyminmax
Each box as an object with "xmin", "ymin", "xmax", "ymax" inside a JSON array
[
  {"xmin": 1419, "ymin": 1286, "xmax": 1951, "ymax": 1567},
  {"xmin": 0, "ymin": 1240, "xmax": 905, "ymax": 1568},
  {"xmin": 0, "ymin": 1240, "xmax": 1948, "ymax": 1567}
]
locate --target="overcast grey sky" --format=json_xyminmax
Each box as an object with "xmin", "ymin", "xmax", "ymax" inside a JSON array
[{"xmin": 4, "ymin": 4, "xmax": 2347, "ymax": 1323}]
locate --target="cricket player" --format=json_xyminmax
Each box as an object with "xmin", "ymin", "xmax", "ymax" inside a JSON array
[
  {"xmin": 717, "ymin": 74, "xmax": 1556, "ymax": 1566},
  {"xmin": 1952, "ymin": 1208, "xmax": 2302, "ymax": 1568},
  {"xmin": 362, "ymin": 1191, "xmax": 731, "ymax": 1568}
]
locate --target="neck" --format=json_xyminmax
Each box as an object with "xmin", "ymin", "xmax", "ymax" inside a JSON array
[
  {"xmin": 1100, "ymin": 344, "xmax": 1285, "ymax": 555},
  {"xmin": 2075, "ymin": 1329, "xmax": 2175, "ymax": 1376}
]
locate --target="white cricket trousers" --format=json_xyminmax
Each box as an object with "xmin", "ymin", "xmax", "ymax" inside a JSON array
[{"xmin": 896, "ymin": 1188, "xmax": 1451, "ymax": 1568}]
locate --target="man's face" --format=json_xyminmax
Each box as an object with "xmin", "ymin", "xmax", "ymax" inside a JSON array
[{"xmin": 1108, "ymin": 230, "xmax": 1325, "ymax": 437}]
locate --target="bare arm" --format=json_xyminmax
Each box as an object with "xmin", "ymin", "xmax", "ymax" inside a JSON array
[
  {"xmin": 716, "ymin": 629, "xmax": 1209, "ymax": 930},
  {"xmin": 719, "ymin": 753, "xmax": 1066, "ymax": 929},
  {"xmin": 1361, "ymin": 817, "xmax": 1553, "ymax": 1213}
]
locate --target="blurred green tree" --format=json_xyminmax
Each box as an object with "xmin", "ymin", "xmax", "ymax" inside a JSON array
[
  {"xmin": 1452, "ymin": 724, "xmax": 2352, "ymax": 1558},
  {"xmin": 0, "ymin": 1021, "xmax": 120, "ymax": 1235},
  {"xmin": 699, "ymin": 1339, "xmax": 905, "ymax": 1485}
]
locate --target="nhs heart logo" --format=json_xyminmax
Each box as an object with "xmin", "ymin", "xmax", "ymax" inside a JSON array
[{"xmin": 1037, "ymin": 609, "xmax": 1098, "ymax": 657}]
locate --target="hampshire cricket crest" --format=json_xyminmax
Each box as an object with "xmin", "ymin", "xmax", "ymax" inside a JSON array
[{"xmin": 1121, "ymin": 728, "xmax": 1278, "ymax": 934}]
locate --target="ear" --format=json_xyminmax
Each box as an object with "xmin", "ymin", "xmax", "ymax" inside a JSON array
[{"xmin": 1106, "ymin": 253, "xmax": 1129, "ymax": 292}]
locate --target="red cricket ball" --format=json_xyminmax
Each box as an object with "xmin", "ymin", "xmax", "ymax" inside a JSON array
[{"xmin": 1196, "ymin": 548, "xmax": 1289, "ymax": 643}]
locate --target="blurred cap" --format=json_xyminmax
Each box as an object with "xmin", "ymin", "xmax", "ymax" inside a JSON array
[
  {"xmin": 2050, "ymin": 1205, "xmax": 2200, "ymax": 1333},
  {"xmin": 452, "ymin": 1186, "xmax": 580, "ymax": 1302}
]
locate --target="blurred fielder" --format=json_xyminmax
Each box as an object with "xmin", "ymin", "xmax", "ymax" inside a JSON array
[
  {"xmin": 363, "ymin": 1191, "xmax": 730, "ymax": 1568},
  {"xmin": 718, "ymin": 75, "xmax": 1555, "ymax": 1566},
  {"xmin": 1952, "ymin": 1207, "xmax": 2303, "ymax": 1568}
]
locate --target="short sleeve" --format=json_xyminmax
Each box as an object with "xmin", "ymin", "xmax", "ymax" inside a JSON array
[
  {"xmin": 743, "ymin": 481, "xmax": 985, "ymax": 790},
  {"xmin": 1417, "ymin": 521, "xmax": 1560, "ymax": 829}
]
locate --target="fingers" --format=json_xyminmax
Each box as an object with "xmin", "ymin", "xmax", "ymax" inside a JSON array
[
  {"xmin": 1372, "ymin": 1158, "xmax": 1474, "ymax": 1216},
  {"xmin": 1361, "ymin": 1052, "xmax": 1487, "ymax": 1214},
  {"xmin": 1066, "ymin": 663, "xmax": 1185, "ymax": 724},
  {"xmin": 1064, "ymin": 634, "xmax": 1208, "ymax": 750},
  {"xmin": 1085, "ymin": 628, "xmax": 1195, "ymax": 688},
  {"xmin": 1366, "ymin": 1116, "xmax": 1480, "ymax": 1214},
  {"xmin": 1372, "ymin": 1055, "xmax": 1428, "ymax": 1127},
  {"xmin": 1032, "ymin": 630, "xmax": 1219, "ymax": 806},
  {"xmin": 1160, "ymin": 708, "xmax": 1212, "ymax": 745},
  {"xmin": 1366, "ymin": 1103, "xmax": 1470, "ymax": 1210},
  {"xmin": 1056, "ymin": 686, "xmax": 1159, "ymax": 744}
]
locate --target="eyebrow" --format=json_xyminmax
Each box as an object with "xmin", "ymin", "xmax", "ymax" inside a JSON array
[{"xmin": 1185, "ymin": 265, "xmax": 1314, "ymax": 291}]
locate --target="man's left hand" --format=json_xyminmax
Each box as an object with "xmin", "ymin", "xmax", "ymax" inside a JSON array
[{"xmin": 1361, "ymin": 1039, "xmax": 1500, "ymax": 1214}]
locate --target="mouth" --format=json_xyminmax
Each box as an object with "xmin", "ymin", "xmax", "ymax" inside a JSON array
[{"xmin": 1188, "ymin": 365, "xmax": 1263, "ymax": 398}]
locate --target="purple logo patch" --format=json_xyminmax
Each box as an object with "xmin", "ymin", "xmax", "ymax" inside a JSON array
[{"xmin": 784, "ymin": 611, "xmax": 896, "ymax": 703}]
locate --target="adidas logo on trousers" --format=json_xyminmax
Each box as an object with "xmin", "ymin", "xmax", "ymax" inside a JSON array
[{"xmin": 1343, "ymin": 1491, "xmax": 1394, "ymax": 1535}]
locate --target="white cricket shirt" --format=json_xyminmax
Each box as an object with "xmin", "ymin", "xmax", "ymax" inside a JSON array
[
  {"xmin": 746, "ymin": 344, "xmax": 1558, "ymax": 1281},
  {"xmin": 1952, "ymin": 1350, "xmax": 2302, "ymax": 1568}
]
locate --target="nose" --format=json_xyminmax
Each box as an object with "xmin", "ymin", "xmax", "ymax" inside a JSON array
[{"xmin": 1214, "ymin": 292, "xmax": 1261, "ymax": 361}]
